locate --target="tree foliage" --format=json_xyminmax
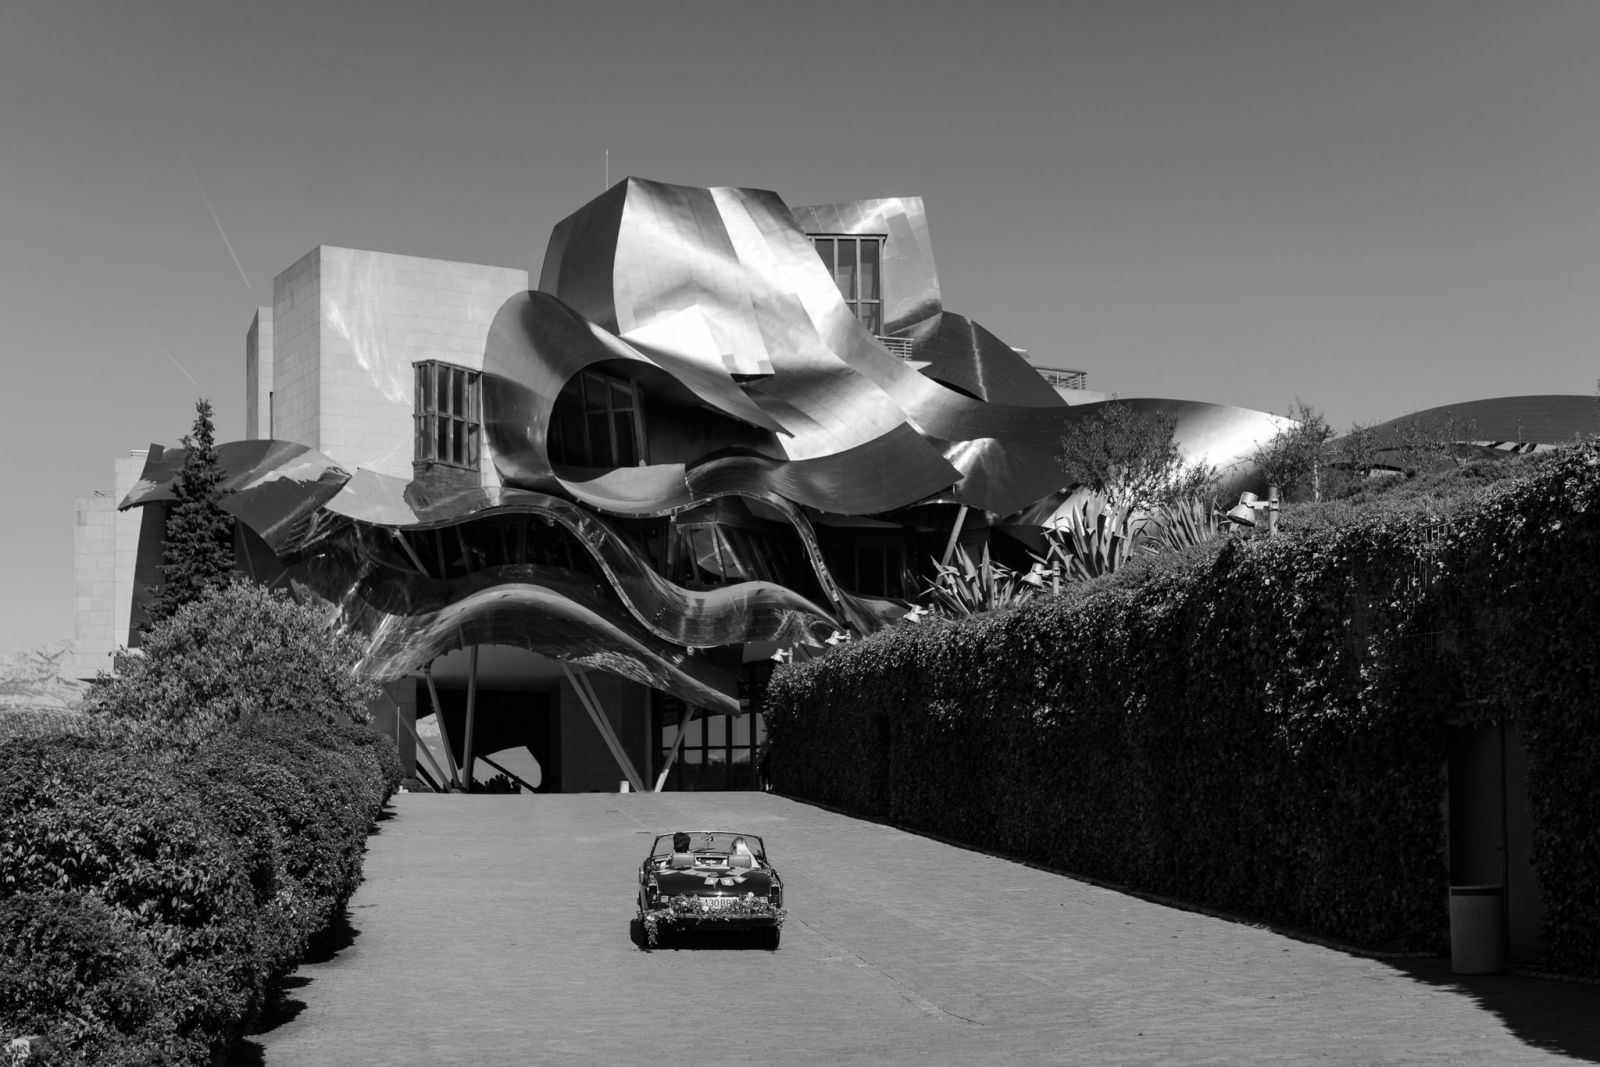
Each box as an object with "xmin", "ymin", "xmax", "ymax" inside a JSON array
[
  {"xmin": 1251, "ymin": 400, "xmax": 1334, "ymax": 502},
  {"xmin": 149, "ymin": 399, "xmax": 234, "ymax": 627},
  {"xmin": 1058, "ymin": 401, "xmax": 1218, "ymax": 508},
  {"xmin": 89, "ymin": 583, "xmax": 377, "ymax": 751}
]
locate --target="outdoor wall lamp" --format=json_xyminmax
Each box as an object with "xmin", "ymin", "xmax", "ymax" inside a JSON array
[{"xmin": 1226, "ymin": 486, "xmax": 1281, "ymax": 535}]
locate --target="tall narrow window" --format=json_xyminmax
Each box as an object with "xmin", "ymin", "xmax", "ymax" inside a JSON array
[
  {"xmin": 548, "ymin": 369, "xmax": 647, "ymax": 468},
  {"xmin": 413, "ymin": 361, "xmax": 481, "ymax": 468},
  {"xmin": 809, "ymin": 234, "xmax": 885, "ymax": 333}
]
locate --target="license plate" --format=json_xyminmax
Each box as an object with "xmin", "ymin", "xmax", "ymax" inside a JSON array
[{"xmin": 701, "ymin": 896, "xmax": 737, "ymax": 912}]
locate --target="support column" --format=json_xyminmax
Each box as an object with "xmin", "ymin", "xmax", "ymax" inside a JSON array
[
  {"xmin": 461, "ymin": 645, "xmax": 480, "ymax": 789},
  {"xmin": 397, "ymin": 713, "xmax": 450, "ymax": 791},
  {"xmin": 941, "ymin": 505, "xmax": 969, "ymax": 565},
  {"xmin": 423, "ymin": 663, "xmax": 461, "ymax": 790},
  {"xmin": 654, "ymin": 703, "xmax": 698, "ymax": 792},
  {"xmin": 559, "ymin": 662, "xmax": 647, "ymax": 793}
]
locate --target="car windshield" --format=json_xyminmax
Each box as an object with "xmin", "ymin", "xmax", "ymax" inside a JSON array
[{"xmin": 650, "ymin": 831, "xmax": 766, "ymax": 860}]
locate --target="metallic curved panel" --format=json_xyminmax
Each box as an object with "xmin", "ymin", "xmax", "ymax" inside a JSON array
[
  {"xmin": 1038, "ymin": 398, "xmax": 1293, "ymax": 505},
  {"xmin": 337, "ymin": 567, "xmax": 742, "ymax": 714},
  {"xmin": 264, "ymin": 465, "xmax": 845, "ymax": 654},
  {"xmin": 913, "ymin": 312, "xmax": 1066, "ymax": 409},
  {"xmin": 1357, "ymin": 395, "xmax": 1599, "ymax": 447},
  {"xmin": 120, "ymin": 177, "xmax": 1311, "ymax": 720},
  {"xmin": 123, "ymin": 439, "xmax": 352, "ymax": 552}
]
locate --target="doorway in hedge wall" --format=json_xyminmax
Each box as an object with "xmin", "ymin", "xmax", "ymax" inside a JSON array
[{"xmin": 1447, "ymin": 721, "xmax": 1546, "ymax": 963}]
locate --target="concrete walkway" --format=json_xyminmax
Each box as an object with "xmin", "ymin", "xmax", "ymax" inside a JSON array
[{"xmin": 238, "ymin": 793, "xmax": 1600, "ymax": 1066}]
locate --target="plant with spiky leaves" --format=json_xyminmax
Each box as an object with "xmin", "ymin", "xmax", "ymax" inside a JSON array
[{"xmin": 923, "ymin": 544, "xmax": 1039, "ymax": 618}]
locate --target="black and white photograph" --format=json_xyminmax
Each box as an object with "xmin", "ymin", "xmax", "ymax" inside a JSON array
[{"xmin": 4, "ymin": 2, "xmax": 1600, "ymax": 1063}]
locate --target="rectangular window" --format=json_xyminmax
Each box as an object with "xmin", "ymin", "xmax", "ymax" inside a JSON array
[
  {"xmin": 413, "ymin": 362, "xmax": 482, "ymax": 469},
  {"xmin": 652, "ymin": 692, "xmax": 764, "ymax": 792},
  {"xmin": 809, "ymin": 233, "xmax": 886, "ymax": 334},
  {"xmin": 547, "ymin": 369, "xmax": 647, "ymax": 468}
]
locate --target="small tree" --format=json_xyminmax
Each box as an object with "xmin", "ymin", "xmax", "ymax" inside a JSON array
[
  {"xmin": 1388, "ymin": 410, "xmax": 1478, "ymax": 475},
  {"xmin": 89, "ymin": 583, "xmax": 377, "ymax": 751},
  {"xmin": 1058, "ymin": 401, "xmax": 1218, "ymax": 509},
  {"xmin": 148, "ymin": 399, "xmax": 234, "ymax": 627},
  {"xmin": 1328, "ymin": 420, "xmax": 1385, "ymax": 488},
  {"xmin": 1251, "ymin": 400, "xmax": 1334, "ymax": 502}
]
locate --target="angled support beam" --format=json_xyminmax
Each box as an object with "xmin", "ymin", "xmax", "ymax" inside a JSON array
[
  {"xmin": 941, "ymin": 505, "xmax": 970, "ymax": 566},
  {"xmin": 389, "ymin": 528, "xmax": 432, "ymax": 578},
  {"xmin": 559, "ymin": 661, "xmax": 647, "ymax": 793},
  {"xmin": 396, "ymin": 709, "xmax": 450, "ymax": 792},
  {"xmin": 654, "ymin": 703, "xmax": 699, "ymax": 792},
  {"xmin": 478, "ymin": 753, "xmax": 538, "ymax": 793},
  {"xmin": 423, "ymin": 664, "xmax": 462, "ymax": 790},
  {"xmin": 461, "ymin": 645, "xmax": 481, "ymax": 789}
]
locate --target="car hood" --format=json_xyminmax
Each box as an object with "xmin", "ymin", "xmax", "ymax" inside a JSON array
[{"xmin": 654, "ymin": 868, "xmax": 773, "ymax": 897}]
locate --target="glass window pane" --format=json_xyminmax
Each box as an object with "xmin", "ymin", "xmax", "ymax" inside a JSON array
[
  {"xmin": 707, "ymin": 716, "xmax": 726, "ymax": 746},
  {"xmin": 684, "ymin": 718, "xmax": 703, "ymax": 746},
  {"xmin": 860, "ymin": 302, "xmax": 882, "ymax": 334},
  {"xmin": 584, "ymin": 372, "xmax": 607, "ymax": 414},
  {"xmin": 859, "ymin": 239, "xmax": 880, "ymax": 301},
  {"xmin": 833, "ymin": 239, "xmax": 856, "ymax": 301},
  {"xmin": 613, "ymin": 411, "xmax": 637, "ymax": 466},
  {"xmin": 587, "ymin": 412, "xmax": 612, "ymax": 464},
  {"xmin": 755, "ymin": 713, "xmax": 767, "ymax": 745},
  {"xmin": 812, "ymin": 237, "xmax": 834, "ymax": 275},
  {"xmin": 732, "ymin": 714, "xmax": 750, "ymax": 746}
]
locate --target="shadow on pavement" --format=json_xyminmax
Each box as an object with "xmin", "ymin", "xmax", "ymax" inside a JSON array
[
  {"xmin": 1388, "ymin": 958, "xmax": 1600, "ymax": 1063},
  {"xmin": 226, "ymin": 910, "xmax": 362, "ymax": 1065}
]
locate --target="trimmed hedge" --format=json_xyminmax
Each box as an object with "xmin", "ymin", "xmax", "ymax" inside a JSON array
[
  {"xmin": 0, "ymin": 723, "xmax": 399, "ymax": 1064},
  {"xmin": 768, "ymin": 446, "xmax": 1600, "ymax": 971}
]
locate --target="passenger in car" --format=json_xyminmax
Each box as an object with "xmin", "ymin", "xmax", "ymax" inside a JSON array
[
  {"xmin": 729, "ymin": 837, "xmax": 755, "ymax": 868},
  {"xmin": 669, "ymin": 831, "xmax": 695, "ymax": 869}
]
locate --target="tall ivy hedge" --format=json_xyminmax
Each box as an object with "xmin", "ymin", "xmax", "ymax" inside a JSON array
[{"xmin": 768, "ymin": 447, "xmax": 1600, "ymax": 971}]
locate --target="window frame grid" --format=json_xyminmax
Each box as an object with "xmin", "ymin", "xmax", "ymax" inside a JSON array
[
  {"xmin": 808, "ymin": 233, "xmax": 886, "ymax": 334},
  {"xmin": 413, "ymin": 360, "xmax": 482, "ymax": 470}
]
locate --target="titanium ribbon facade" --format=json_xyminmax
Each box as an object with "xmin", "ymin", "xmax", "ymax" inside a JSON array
[{"xmin": 119, "ymin": 178, "xmax": 1289, "ymax": 789}]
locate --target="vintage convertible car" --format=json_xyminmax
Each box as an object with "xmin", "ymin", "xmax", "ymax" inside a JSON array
[{"xmin": 638, "ymin": 830, "xmax": 785, "ymax": 949}]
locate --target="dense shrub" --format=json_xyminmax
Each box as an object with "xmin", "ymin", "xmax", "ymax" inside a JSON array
[
  {"xmin": 0, "ymin": 737, "xmax": 269, "ymax": 1058},
  {"xmin": 0, "ymin": 891, "xmax": 199, "ymax": 1067},
  {"xmin": 769, "ymin": 446, "xmax": 1600, "ymax": 971},
  {"xmin": 87, "ymin": 582, "xmax": 378, "ymax": 750},
  {"xmin": 2, "ymin": 580, "xmax": 402, "ymax": 1064}
]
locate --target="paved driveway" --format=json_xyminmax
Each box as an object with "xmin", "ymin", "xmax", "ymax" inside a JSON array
[{"xmin": 239, "ymin": 792, "xmax": 1600, "ymax": 1066}]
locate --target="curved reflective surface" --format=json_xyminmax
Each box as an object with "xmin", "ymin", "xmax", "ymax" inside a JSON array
[{"xmin": 120, "ymin": 177, "xmax": 1297, "ymax": 710}]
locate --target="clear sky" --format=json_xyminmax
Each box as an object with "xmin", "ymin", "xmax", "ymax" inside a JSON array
[{"xmin": 2, "ymin": 0, "xmax": 1597, "ymax": 652}]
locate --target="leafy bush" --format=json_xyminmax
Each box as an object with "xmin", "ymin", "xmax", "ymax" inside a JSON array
[
  {"xmin": 0, "ymin": 891, "xmax": 198, "ymax": 1067},
  {"xmin": 770, "ymin": 445, "xmax": 1600, "ymax": 971},
  {"xmin": 87, "ymin": 582, "xmax": 378, "ymax": 750},
  {"xmin": 1, "ymin": 577, "xmax": 402, "ymax": 1064},
  {"xmin": 0, "ymin": 737, "xmax": 269, "ymax": 1059}
]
